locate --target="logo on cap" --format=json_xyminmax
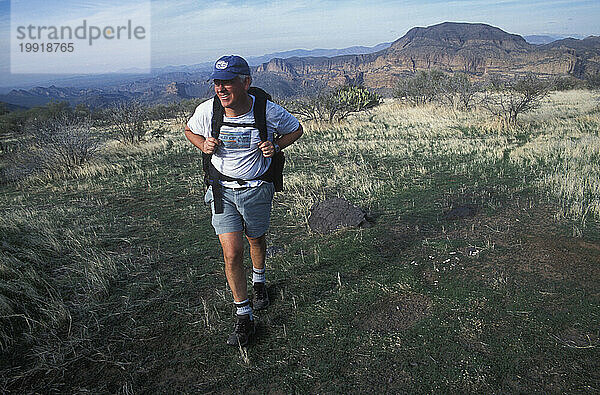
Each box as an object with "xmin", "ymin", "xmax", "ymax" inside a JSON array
[{"xmin": 216, "ymin": 60, "xmax": 228, "ymax": 70}]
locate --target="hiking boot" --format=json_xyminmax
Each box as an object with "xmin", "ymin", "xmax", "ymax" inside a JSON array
[
  {"xmin": 252, "ymin": 282, "xmax": 270, "ymax": 310},
  {"xmin": 226, "ymin": 314, "xmax": 255, "ymax": 347}
]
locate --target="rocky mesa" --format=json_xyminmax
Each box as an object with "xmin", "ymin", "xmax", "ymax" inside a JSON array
[{"xmin": 255, "ymin": 22, "xmax": 600, "ymax": 92}]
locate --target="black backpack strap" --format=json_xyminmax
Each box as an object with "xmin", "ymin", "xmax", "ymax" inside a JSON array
[
  {"xmin": 248, "ymin": 87, "xmax": 270, "ymax": 142},
  {"xmin": 208, "ymin": 96, "xmax": 225, "ymax": 213},
  {"xmin": 221, "ymin": 121, "xmax": 256, "ymax": 128},
  {"xmin": 211, "ymin": 95, "xmax": 224, "ymax": 139}
]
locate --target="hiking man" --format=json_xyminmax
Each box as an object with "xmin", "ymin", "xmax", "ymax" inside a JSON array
[{"xmin": 184, "ymin": 55, "xmax": 303, "ymax": 346}]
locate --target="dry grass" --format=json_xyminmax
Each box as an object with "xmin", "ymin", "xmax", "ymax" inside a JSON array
[
  {"xmin": 281, "ymin": 90, "xmax": 600, "ymax": 237},
  {"xmin": 1, "ymin": 88, "xmax": 598, "ymax": 393}
]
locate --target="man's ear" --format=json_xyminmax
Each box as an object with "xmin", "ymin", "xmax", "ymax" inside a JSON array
[{"xmin": 243, "ymin": 76, "xmax": 252, "ymax": 90}]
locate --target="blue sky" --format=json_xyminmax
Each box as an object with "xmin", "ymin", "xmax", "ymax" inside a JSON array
[
  {"xmin": 1, "ymin": 0, "xmax": 599, "ymax": 86},
  {"xmin": 148, "ymin": 0, "xmax": 600, "ymax": 66}
]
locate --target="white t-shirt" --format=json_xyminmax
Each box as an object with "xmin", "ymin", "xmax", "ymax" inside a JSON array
[{"xmin": 187, "ymin": 94, "xmax": 300, "ymax": 188}]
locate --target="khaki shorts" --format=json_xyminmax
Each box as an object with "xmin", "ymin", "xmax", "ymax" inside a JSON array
[{"xmin": 204, "ymin": 182, "xmax": 275, "ymax": 238}]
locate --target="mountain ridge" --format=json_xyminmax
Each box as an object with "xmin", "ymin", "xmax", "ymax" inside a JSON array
[
  {"xmin": 255, "ymin": 22, "xmax": 600, "ymax": 94},
  {"xmin": 1, "ymin": 22, "xmax": 598, "ymax": 108}
]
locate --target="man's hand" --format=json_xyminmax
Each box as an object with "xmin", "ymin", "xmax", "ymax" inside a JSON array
[
  {"xmin": 203, "ymin": 137, "xmax": 221, "ymax": 154},
  {"xmin": 258, "ymin": 141, "xmax": 276, "ymax": 158}
]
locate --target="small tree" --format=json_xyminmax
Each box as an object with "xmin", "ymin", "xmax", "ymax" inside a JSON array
[
  {"xmin": 440, "ymin": 73, "xmax": 480, "ymax": 111},
  {"xmin": 45, "ymin": 101, "xmax": 73, "ymax": 119},
  {"xmin": 105, "ymin": 100, "xmax": 149, "ymax": 144},
  {"xmin": 280, "ymin": 93, "xmax": 328, "ymax": 122},
  {"xmin": 329, "ymin": 85, "xmax": 382, "ymax": 121},
  {"xmin": 551, "ymin": 75, "xmax": 583, "ymax": 91},
  {"xmin": 173, "ymin": 98, "xmax": 205, "ymax": 126},
  {"xmin": 285, "ymin": 85, "xmax": 380, "ymax": 122},
  {"xmin": 4, "ymin": 116, "xmax": 100, "ymax": 181},
  {"xmin": 586, "ymin": 73, "xmax": 600, "ymax": 90},
  {"xmin": 394, "ymin": 70, "xmax": 446, "ymax": 106},
  {"xmin": 482, "ymin": 74, "xmax": 551, "ymax": 126},
  {"xmin": 0, "ymin": 102, "xmax": 9, "ymax": 116},
  {"xmin": 73, "ymin": 103, "xmax": 92, "ymax": 121}
]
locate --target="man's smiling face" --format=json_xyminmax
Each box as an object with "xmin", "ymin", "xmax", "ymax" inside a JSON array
[{"xmin": 214, "ymin": 76, "xmax": 251, "ymax": 115}]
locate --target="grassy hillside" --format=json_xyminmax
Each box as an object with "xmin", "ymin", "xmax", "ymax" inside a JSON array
[{"xmin": 1, "ymin": 91, "xmax": 599, "ymax": 393}]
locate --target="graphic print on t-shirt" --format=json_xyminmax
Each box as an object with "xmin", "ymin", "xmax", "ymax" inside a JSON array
[{"xmin": 219, "ymin": 128, "xmax": 252, "ymax": 149}]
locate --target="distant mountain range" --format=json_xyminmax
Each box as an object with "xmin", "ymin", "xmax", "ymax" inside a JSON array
[
  {"xmin": 1, "ymin": 23, "xmax": 598, "ymax": 109},
  {"xmin": 0, "ymin": 42, "xmax": 391, "ymax": 109},
  {"xmin": 523, "ymin": 34, "xmax": 584, "ymax": 45}
]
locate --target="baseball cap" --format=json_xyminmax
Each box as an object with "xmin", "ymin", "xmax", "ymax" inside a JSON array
[{"xmin": 210, "ymin": 55, "xmax": 251, "ymax": 80}]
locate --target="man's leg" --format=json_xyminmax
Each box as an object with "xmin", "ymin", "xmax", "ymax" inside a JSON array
[
  {"xmin": 246, "ymin": 234, "xmax": 266, "ymax": 271},
  {"xmin": 219, "ymin": 231, "xmax": 247, "ymax": 303},
  {"xmin": 247, "ymin": 234, "xmax": 270, "ymax": 310},
  {"xmin": 219, "ymin": 230, "xmax": 255, "ymax": 346}
]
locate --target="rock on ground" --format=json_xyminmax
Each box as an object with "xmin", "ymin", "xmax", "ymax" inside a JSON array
[{"xmin": 308, "ymin": 197, "xmax": 367, "ymax": 234}]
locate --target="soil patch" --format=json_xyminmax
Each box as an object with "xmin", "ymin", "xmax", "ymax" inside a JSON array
[
  {"xmin": 357, "ymin": 293, "xmax": 432, "ymax": 333},
  {"xmin": 444, "ymin": 204, "xmax": 477, "ymax": 220},
  {"xmin": 373, "ymin": 224, "xmax": 418, "ymax": 259},
  {"xmin": 445, "ymin": 201, "xmax": 600, "ymax": 289}
]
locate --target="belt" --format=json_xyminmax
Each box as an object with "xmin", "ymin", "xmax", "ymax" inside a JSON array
[{"xmin": 222, "ymin": 185, "xmax": 252, "ymax": 191}]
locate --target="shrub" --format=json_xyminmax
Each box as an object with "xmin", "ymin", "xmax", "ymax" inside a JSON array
[
  {"xmin": 285, "ymin": 85, "xmax": 381, "ymax": 122},
  {"xmin": 0, "ymin": 101, "xmax": 76, "ymax": 138},
  {"xmin": 332, "ymin": 85, "xmax": 382, "ymax": 121},
  {"xmin": 394, "ymin": 70, "xmax": 447, "ymax": 105},
  {"xmin": 280, "ymin": 92, "xmax": 329, "ymax": 122},
  {"xmin": 551, "ymin": 76, "xmax": 584, "ymax": 91},
  {"xmin": 481, "ymin": 74, "xmax": 551, "ymax": 127},
  {"xmin": 394, "ymin": 70, "xmax": 481, "ymax": 111},
  {"xmin": 440, "ymin": 73, "xmax": 481, "ymax": 111},
  {"xmin": 173, "ymin": 98, "xmax": 205, "ymax": 126},
  {"xmin": 104, "ymin": 101, "xmax": 149, "ymax": 144},
  {"xmin": 585, "ymin": 73, "xmax": 600, "ymax": 90},
  {"xmin": 3, "ymin": 116, "xmax": 100, "ymax": 181},
  {"xmin": 73, "ymin": 103, "xmax": 91, "ymax": 119}
]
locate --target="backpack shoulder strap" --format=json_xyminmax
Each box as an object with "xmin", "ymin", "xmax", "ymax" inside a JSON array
[
  {"xmin": 248, "ymin": 87, "xmax": 271, "ymax": 142},
  {"xmin": 211, "ymin": 95, "xmax": 224, "ymax": 139}
]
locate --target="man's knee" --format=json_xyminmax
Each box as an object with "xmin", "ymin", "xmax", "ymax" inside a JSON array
[
  {"xmin": 246, "ymin": 234, "xmax": 266, "ymax": 249},
  {"xmin": 219, "ymin": 232, "xmax": 244, "ymax": 264},
  {"xmin": 222, "ymin": 247, "xmax": 243, "ymax": 265}
]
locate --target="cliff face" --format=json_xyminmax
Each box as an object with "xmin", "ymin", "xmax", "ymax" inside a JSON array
[
  {"xmin": 165, "ymin": 82, "xmax": 189, "ymax": 98},
  {"xmin": 254, "ymin": 22, "xmax": 600, "ymax": 93}
]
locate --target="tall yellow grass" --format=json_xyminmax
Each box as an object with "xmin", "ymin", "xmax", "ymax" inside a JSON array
[{"xmin": 281, "ymin": 90, "xmax": 600, "ymax": 231}]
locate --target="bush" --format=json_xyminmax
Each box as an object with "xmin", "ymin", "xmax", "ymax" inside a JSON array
[
  {"xmin": 440, "ymin": 73, "xmax": 481, "ymax": 111},
  {"xmin": 3, "ymin": 116, "xmax": 100, "ymax": 181},
  {"xmin": 286, "ymin": 85, "xmax": 381, "ymax": 122},
  {"xmin": 173, "ymin": 98, "xmax": 205, "ymax": 126},
  {"xmin": 0, "ymin": 101, "xmax": 76, "ymax": 138},
  {"xmin": 104, "ymin": 101, "xmax": 149, "ymax": 144},
  {"xmin": 394, "ymin": 70, "xmax": 447, "ymax": 105},
  {"xmin": 550, "ymin": 75, "xmax": 584, "ymax": 91},
  {"xmin": 585, "ymin": 73, "xmax": 600, "ymax": 90},
  {"xmin": 73, "ymin": 103, "xmax": 91, "ymax": 119},
  {"xmin": 145, "ymin": 99, "xmax": 205, "ymax": 125},
  {"xmin": 481, "ymin": 74, "xmax": 551, "ymax": 127},
  {"xmin": 394, "ymin": 70, "xmax": 481, "ymax": 111}
]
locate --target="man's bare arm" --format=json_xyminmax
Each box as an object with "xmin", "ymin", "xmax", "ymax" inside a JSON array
[
  {"xmin": 184, "ymin": 125, "xmax": 220, "ymax": 154},
  {"xmin": 277, "ymin": 124, "xmax": 303, "ymax": 149},
  {"xmin": 258, "ymin": 124, "xmax": 304, "ymax": 157}
]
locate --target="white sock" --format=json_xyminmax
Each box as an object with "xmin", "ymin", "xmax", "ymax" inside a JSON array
[
  {"xmin": 234, "ymin": 299, "xmax": 253, "ymax": 320},
  {"xmin": 252, "ymin": 267, "xmax": 266, "ymax": 284}
]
